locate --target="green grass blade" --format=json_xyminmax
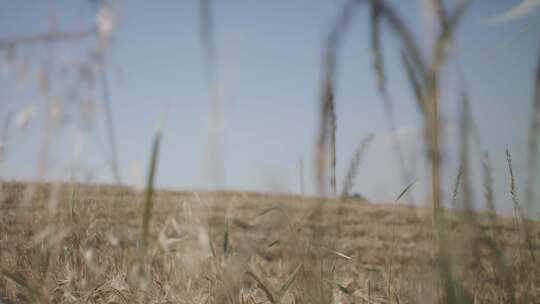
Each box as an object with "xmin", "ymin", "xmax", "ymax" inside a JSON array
[
  {"xmin": 140, "ymin": 128, "xmax": 162, "ymax": 259},
  {"xmin": 395, "ymin": 180, "xmax": 415, "ymax": 202}
]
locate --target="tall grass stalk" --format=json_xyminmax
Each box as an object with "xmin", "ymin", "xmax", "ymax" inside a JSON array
[
  {"xmin": 458, "ymin": 93, "xmax": 475, "ymax": 220},
  {"xmin": 524, "ymin": 41, "xmax": 540, "ymax": 217},
  {"xmin": 506, "ymin": 149, "xmax": 535, "ymax": 262},
  {"xmin": 521, "ymin": 44, "xmax": 540, "ymax": 265},
  {"xmin": 506, "ymin": 149, "xmax": 520, "ymax": 220},
  {"xmin": 340, "ymin": 134, "xmax": 373, "ymax": 198},
  {"xmin": 69, "ymin": 184, "xmax": 77, "ymax": 222},
  {"xmin": 299, "ymin": 157, "xmax": 305, "ymax": 196},
  {"xmin": 316, "ymin": 0, "xmax": 360, "ymax": 196},
  {"xmin": 374, "ymin": 0, "xmax": 469, "ymax": 226},
  {"xmin": 373, "ymin": 3, "xmax": 472, "ymax": 299},
  {"xmin": 482, "ymin": 152, "xmax": 496, "ymax": 222},
  {"xmin": 322, "ymin": 80, "xmax": 338, "ymax": 199},
  {"xmin": 0, "ymin": 113, "xmax": 11, "ymax": 170},
  {"xmin": 99, "ymin": 56, "xmax": 122, "ymax": 184},
  {"xmin": 140, "ymin": 126, "xmax": 162, "ymax": 261},
  {"xmin": 337, "ymin": 133, "xmax": 371, "ymax": 238},
  {"xmin": 450, "ymin": 164, "xmax": 462, "ymax": 211},
  {"xmin": 199, "ymin": 0, "xmax": 216, "ymax": 80},
  {"xmin": 370, "ymin": 1, "xmax": 413, "ymax": 201},
  {"xmin": 199, "ymin": 0, "xmax": 225, "ymax": 189}
]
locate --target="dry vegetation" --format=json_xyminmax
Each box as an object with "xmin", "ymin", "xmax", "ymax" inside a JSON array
[
  {"xmin": 2, "ymin": 0, "xmax": 540, "ymax": 303},
  {"xmin": 0, "ymin": 181, "xmax": 539, "ymax": 303}
]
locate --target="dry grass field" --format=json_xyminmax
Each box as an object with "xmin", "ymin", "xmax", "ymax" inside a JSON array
[
  {"xmin": 1, "ymin": 181, "xmax": 538, "ymax": 303},
  {"xmin": 2, "ymin": 1, "xmax": 540, "ymax": 303}
]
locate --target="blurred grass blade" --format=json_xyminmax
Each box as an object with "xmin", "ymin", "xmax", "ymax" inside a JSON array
[
  {"xmin": 100, "ymin": 55, "xmax": 122, "ymax": 184},
  {"xmin": 341, "ymin": 134, "xmax": 373, "ymax": 198},
  {"xmin": 316, "ymin": 0, "xmax": 360, "ymax": 195},
  {"xmin": 524, "ymin": 44, "xmax": 540, "ymax": 217},
  {"xmin": 506, "ymin": 149, "xmax": 536, "ymax": 261},
  {"xmin": 319, "ymin": 245, "xmax": 353, "ymax": 261},
  {"xmin": 482, "ymin": 152, "xmax": 497, "ymax": 221},
  {"xmin": 395, "ymin": 180, "xmax": 415, "ymax": 201},
  {"xmin": 451, "ymin": 164, "xmax": 463, "ymax": 211},
  {"xmin": 223, "ymin": 218, "xmax": 229, "ymax": 256},
  {"xmin": 431, "ymin": 0, "xmax": 471, "ymax": 75},
  {"xmin": 199, "ymin": 0, "xmax": 216, "ymax": 79},
  {"xmin": 370, "ymin": 1, "xmax": 384, "ymax": 92},
  {"xmin": 458, "ymin": 91, "xmax": 474, "ymax": 215},
  {"xmin": 0, "ymin": 112, "xmax": 11, "ymax": 165},
  {"xmin": 267, "ymin": 240, "xmax": 280, "ymax": 248},
  {"xmin": 255, "ymin": 207, "xmax": 286, "ymax": 219},
  {"xmin": 370, "ymin": 1, "xmax": 412, "ymax": 200},
  {"xmin": 277, "ymin": 264, "xmax": 302, "ymax": 299},
  {"xmin": 401, "ymin": 51, "xmax": 427, "ymax": 115},
  {"xmin": 506, "ymin": 149, "xmax": 521, "ymax": 216},
  {"xmin": 140, "ymin": 127, "xmax": 162, "ymax": 259},
  {"xmin": 69, "ymin": 185, "xmax": 77, "ymax": 222},
  {"xmin": 378, "ymin": 1, "xmax": 426, "ymax": 78}
]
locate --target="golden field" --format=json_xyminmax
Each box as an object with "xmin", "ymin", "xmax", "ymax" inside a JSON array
[{"xmin": 1, "ymin": 181, "xmax": 538, "ymax": 303}]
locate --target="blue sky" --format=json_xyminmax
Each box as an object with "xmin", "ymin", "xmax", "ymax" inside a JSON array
[{"xmin": 1, "ymin": 0, "xmax": 540, "ymax": 214}]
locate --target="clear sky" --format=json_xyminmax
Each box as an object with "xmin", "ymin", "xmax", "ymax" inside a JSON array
[{"xmin": 1, "ymin": 0, "xmax": 540, "ymax": 214}]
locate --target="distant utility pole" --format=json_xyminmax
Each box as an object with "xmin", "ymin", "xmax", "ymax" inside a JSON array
[{"xmin": 299, "ymin": 157, "xmax": 305, "ymax": 196}]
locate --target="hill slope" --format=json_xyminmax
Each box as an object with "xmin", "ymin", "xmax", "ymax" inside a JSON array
[{"xmin": 0, "ymin": 181, "xmax": 537, "ymax": 303}]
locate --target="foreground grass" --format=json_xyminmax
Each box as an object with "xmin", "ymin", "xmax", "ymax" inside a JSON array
[{"xmin": 0, "ymin": 181, "xmax": 538, "ymax": 303}]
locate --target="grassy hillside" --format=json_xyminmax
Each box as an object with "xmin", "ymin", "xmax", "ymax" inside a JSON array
[{"xmin": 1, "ymin": 181, "xmax": 537, "ymax": 303}]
